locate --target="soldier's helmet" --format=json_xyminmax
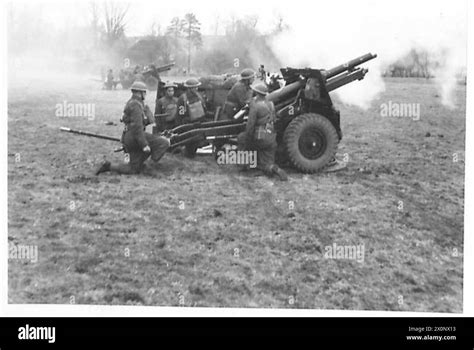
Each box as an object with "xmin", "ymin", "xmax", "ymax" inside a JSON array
[
  {"xmin": 164, "ymin": 82, "xmax": 178, "ymax": 89},
  {"xmin": 184, "ymin": 78, "xmax": 201, "ymax": 88},
  {"xmin": 251, "ymin": 83, "xmax": 268, "ymax": 96},
  {"xmin": 130, "ymin": 81, "xmax": 147, "ymax": 92},
  {"xmin": 240, "ymin": 68, "xmax": 256, "ymax": 80}
]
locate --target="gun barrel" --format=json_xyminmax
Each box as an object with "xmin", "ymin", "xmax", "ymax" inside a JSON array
[
  {"xmin": 326, "ymin": 68, "xmax": 369, "ymax": 92},
  {"xmin": 323, "ymin": 53, "xmax": 377, "ymax": 80},
  {"xmin": 155, "ymin": 62, "xmax": 175, "ymax": 72},
  {"xmin": 60, "ymin": 127, "xmax": 121, "ymax": 142},
  {"xmin": 267, "ymin": 80, "xmax": 305, "ymax": 103}
]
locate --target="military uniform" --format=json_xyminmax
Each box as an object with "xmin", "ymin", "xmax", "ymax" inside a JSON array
[
  {"xmin": 238, "ymin": 97, "xmax": 278, "ymax": 173},
  {"xmin": 105, "ymin": 71, "xmax": 115, "ymax": 90},
  {"xmin": 115, "ymin": 96, "xmax": 169, "ymax": 174},
  {"xmin": 221, "ymin": 80, "xmax": 253, "ymax": 120},
  {"xmin": 176, "ymin": 90, "xmax": 206, "ymax": 125},
  {"xmin": 156, "ymin": 95, "xmax": 178, "ymax": 131}
]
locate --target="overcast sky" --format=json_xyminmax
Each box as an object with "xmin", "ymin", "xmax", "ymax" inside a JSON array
[{"xmin": 9, "ymin": 0, "xmax": 468, "ymax": 38}]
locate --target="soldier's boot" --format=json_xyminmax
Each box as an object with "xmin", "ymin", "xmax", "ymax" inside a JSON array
[
  {"xmin": 95, "ymin": 161, "xmax": 111, "ymax": 175},
  {"xmin": 271, "ymin": 165, "xmax": 288, "ymax": 182}
]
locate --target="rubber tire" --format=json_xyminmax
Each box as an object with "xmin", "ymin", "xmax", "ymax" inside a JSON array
[{"xmin": 284, "ymin": 113, "xmax": 339, "ymax": 173}]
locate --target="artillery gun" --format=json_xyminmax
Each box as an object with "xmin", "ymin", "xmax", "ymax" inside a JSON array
[
  {"xmin": 119, "ymin": 63, "xmax": 175, "ymax": 90},
  {"xmin": 163, "ymin": 53, "xmax": 377, "ymax": 172},
  {"xmin": 62, "ymin": 53, "xmax": 377, "ymax": 173}
]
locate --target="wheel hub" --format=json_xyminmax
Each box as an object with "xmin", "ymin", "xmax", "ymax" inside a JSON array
[{"xmin": 298, "ymin": 127, "xmax": 327, "ymax": 160}]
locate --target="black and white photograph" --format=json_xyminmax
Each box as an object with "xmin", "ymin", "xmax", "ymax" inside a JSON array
[{"xmin": 5, "ymin": 0, "xmax": 468, "ymax": 313}]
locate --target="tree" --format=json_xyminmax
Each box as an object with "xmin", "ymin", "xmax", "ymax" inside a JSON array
[
  {"xmin": 102, "ymin": 2, "xmax": 129, "ymax": 48},
  {"xmin": 165, "ymin": 17, "xmax": 184, "ymax": 62},
  {"xmin": 166, "ymin": 17, "xmax": 183, "ymax": 39},
  {"xmin": 181, "ymin": 13, "xmax": 202, "ymax": 73},
  {"xmin": 272, "ymin": 13, "xmax": 289, "ymax": 34}
]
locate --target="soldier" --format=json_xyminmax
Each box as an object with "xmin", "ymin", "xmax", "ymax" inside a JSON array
[
  {"xmin": 238, "ymin": 83, "xmax": 288, "ymax": 181},
  {"xmin": 95, "ymin": 81, "xmax": 170, "ymax": 175},
  {"xmin": 133, "ymin": 65, "xmax": 145, "ymax": 83},
  {"xmin": 221, "ymin": 68, "xmax": 255, "ymax": 120},
  {"xmin": 104, "ymin": 69, "xmax": 115, "ymax": 90},
  {"xmin": 258, "ymin": 65, "xmax": 266, "ymax": 81},
  {"xmin": 176, "ymin": 78, "xmax": 206, "ymax": 125},
  {"xmin": 156, "ymin": 82, "xmax": 178, "ymax": 131}
]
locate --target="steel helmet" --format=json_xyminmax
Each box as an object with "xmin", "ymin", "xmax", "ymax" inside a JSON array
[
  {"xmin": 184, "ymin": 78, "xmax": 201, "ymax": 88},
  {"xmin": 130, "ymin": 81, "xmax": 147, "ymax": 92},
  {"xmin": 251, "ymin": 83, "xmax": 268, "ymax": 96},
  {"xmin": 240, "ymin": 68, "xmax": 256, "ymax": 80}
]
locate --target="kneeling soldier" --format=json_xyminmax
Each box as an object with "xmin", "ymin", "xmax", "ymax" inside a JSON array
[
  {"xmin": 95, "ymin": 81, "xmax": 170, "ymax": 175},
  {"xmin": 238, "ymin": 83, "xmax": 288, "ymax": 181}
]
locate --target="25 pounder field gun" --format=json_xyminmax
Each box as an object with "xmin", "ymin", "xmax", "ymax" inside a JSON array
[{"xmin": 61, "ymin": 53, "xmax": 377, "ymax": 173}]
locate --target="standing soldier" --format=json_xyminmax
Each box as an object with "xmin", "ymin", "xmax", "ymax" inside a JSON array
[
  {"xmin": 156, "ymin": 82, "xmax": 178, "ymax": 131},
  {"xmin": 176, "ymin": 78, "xmax": 206, "ymax": 125},
  {"xmin": 238, "ymin": 83, "xmax": 288, "ymax": 181},
  {"xmin": 176, "ymin": 78, "xmax": 207, "ymax": 156},
  {"xmin": 95, "ymin": 81, "xmax": 170, "ymax": 175},
  {"xmin": 104, "ymin": 69, "xmax": 115, "ymax": 90},
  {"xmin": 221, "ymin": 68, "xmax": 255, "ymax": 120}
]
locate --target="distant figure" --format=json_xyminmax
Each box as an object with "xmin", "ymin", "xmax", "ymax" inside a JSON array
[
  {"xmin": 104, "ymin": 69, "xmax": 117, "ymax": 90},
  {"xmin": 258, "ymin": 65, "xmax": 266, "ymax": 81},
  {"xmin": 156, "ymin": 82, "xmax": 178, "ymax": 131}
]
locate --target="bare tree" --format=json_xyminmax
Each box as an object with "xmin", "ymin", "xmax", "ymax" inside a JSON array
[
  {"xmin": 272, "ymin": 13, "xmax": 289, "ymax": 34},
  {"xmin": 165, "ymin": 17, "xmax": 184, "ymax": 64},
  {"xmin": 212, "ymin": 13, "xmax": 221, "ymax": 36},
  {"xmin": 102, "ymin": 2, "xmax": 130, "ymax": 47},
  {"xmin": 245, "ymin": 15, "xmax": 259, "ymax": 29},
  {"xmin": 166, "ymin": 17, "xmax": 183, "ymax": 40}
]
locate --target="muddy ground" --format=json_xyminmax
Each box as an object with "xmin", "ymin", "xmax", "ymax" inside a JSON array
[{"xmin": 8, "ymin": 74, "xmax": 465, "ymax": 311}]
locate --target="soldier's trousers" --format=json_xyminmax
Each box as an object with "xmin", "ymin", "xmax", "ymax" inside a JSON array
[
  {"xmin": 237, "ymin": 132, "xmax": 277, "ymax": 173},
  {"xmin": 111, "ymin": 133, "xmax": 170, "ymax": 174}
]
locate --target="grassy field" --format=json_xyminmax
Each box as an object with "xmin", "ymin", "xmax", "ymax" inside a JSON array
[{"xmin": 8, "ymin": 74, "xmax": 465, "ymax": 312}]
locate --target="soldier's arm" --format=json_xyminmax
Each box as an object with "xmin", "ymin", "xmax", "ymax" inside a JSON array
[
  {"xmin": 236, "ymin": 84, "xmax": 250, "ymax": 107},
  {"xmin": 198, "ymin": 93, "xmax": 207, "ymax": 113},
  {"xmin": 126, "ymin": 101, "xmax": 148, "ymax": 149},
  {"xmin": 156, "ymin": 99, "xmax": 164, "ymax": 114},
  {"xmin": 144, "ymin": 104, "xmax": 155, "ymax": 125},
  {"xmin": 245, "ymin": 102, "xmax": 257, "ymax": 142}
]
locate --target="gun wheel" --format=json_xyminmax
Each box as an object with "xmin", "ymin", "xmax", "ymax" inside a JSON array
[{"xmin": 284, "ymin": 113, "xmax": 339, "ymax": 173}]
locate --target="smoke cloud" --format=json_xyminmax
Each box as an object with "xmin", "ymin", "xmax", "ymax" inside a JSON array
[{"xmin": 270, "ymin": 0, "xmax": 467, "ymax": 108}]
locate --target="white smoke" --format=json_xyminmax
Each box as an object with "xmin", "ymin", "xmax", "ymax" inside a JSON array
[{"xmin": 270, "ymin": 0, "xmax": 467, "ymax": 109}]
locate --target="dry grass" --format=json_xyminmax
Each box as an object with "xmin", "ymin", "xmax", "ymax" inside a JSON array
[{"xmin": 8, "ymin": 75, "xmax": 465, "ymax": 311}]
